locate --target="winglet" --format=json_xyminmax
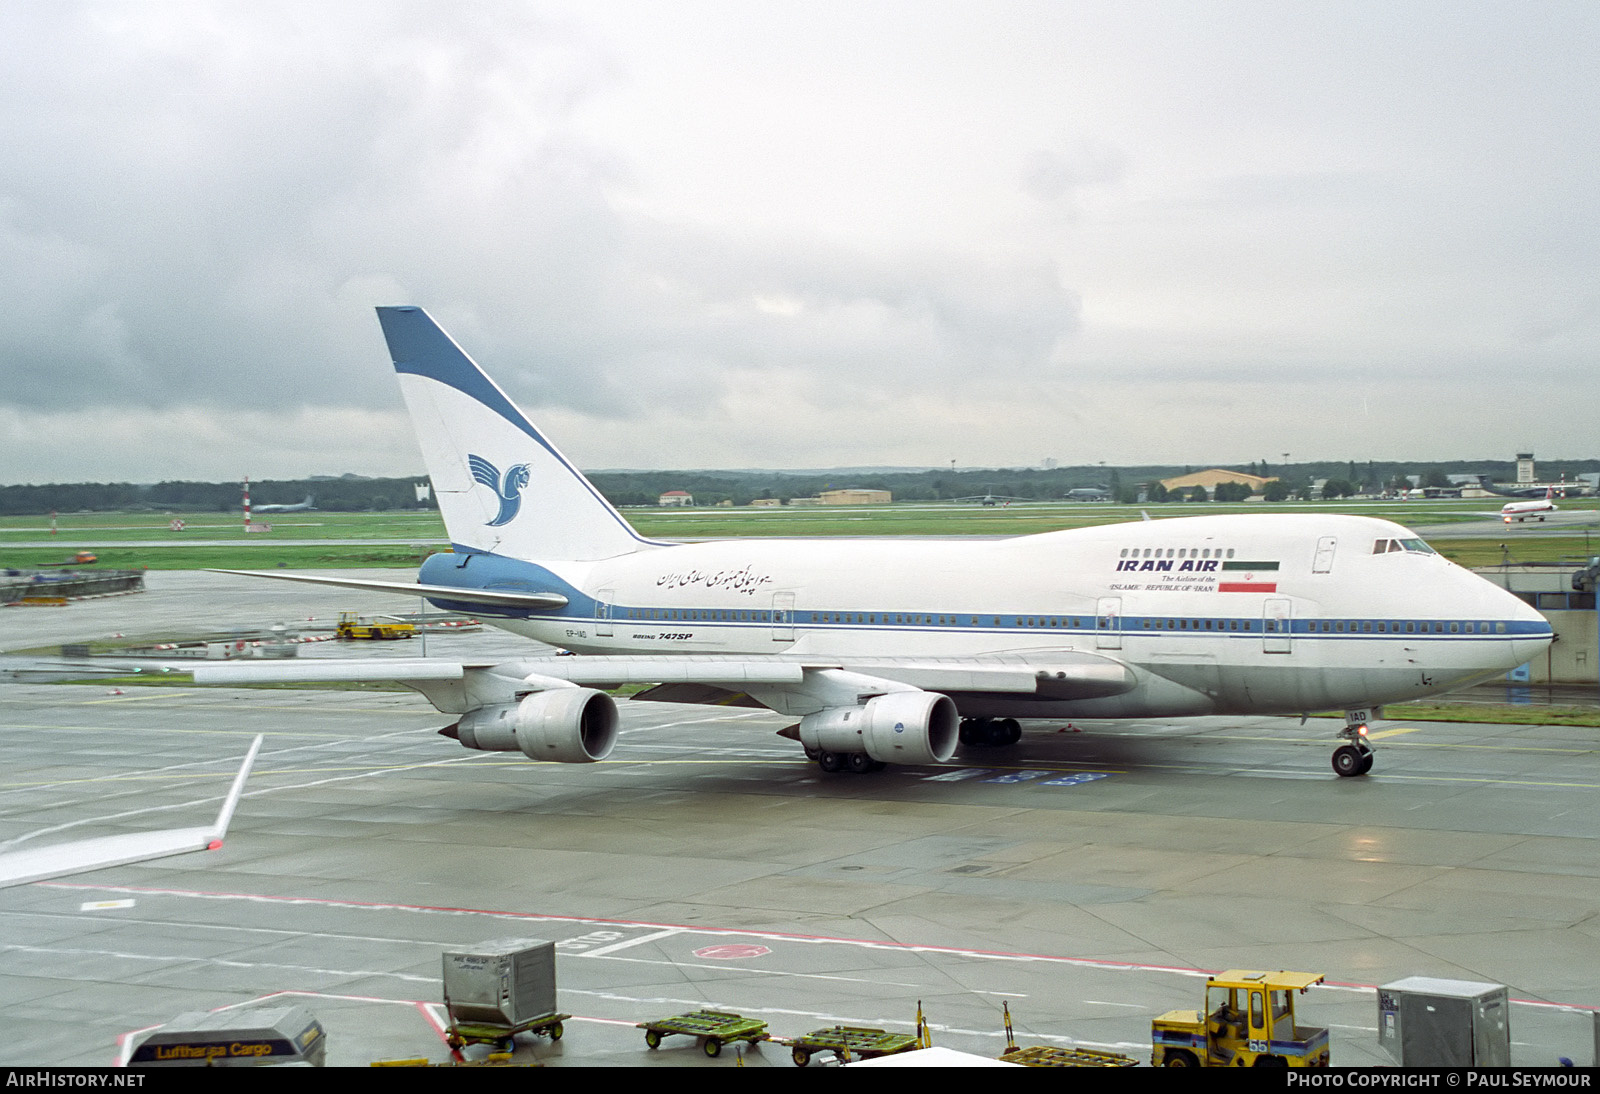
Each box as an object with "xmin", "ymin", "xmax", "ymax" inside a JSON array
[
  {"xmin": 0, "ymin": 736, "xmax": 264, "ymax": 889},
  {"xmin": 206, "ymin": 734, "xmax": 262, "ymax": 847}
]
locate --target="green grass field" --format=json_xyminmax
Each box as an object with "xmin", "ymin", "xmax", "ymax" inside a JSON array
[{"xmin": 3, "ymin": 498, "xmax": 1597, "ymax": 570}]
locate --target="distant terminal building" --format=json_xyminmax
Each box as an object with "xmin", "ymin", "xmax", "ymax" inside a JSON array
[
  {"xmin": 1159, "ymin": 469, "xmax": 1276, "ymax": 494},
  {"xmin": 817, "ymin": 489, "xmax": 891, "ymax": 506},
  {"xmin": 657, "ymin": 490, "xmax": 693, "ymax": 507}
]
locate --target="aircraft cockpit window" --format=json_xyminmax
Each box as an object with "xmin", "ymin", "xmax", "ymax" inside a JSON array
[
  {"xmin": 1388, "ymin": 540, "xmax": 1405, "ymax": 553},
  {"xmin": 1400, "ymin": 538, "xmax": 1436, "ymax": 554},
  {"xmin": 1373, "ymin": 539, "xmax": 1391, "ymax": 554}
]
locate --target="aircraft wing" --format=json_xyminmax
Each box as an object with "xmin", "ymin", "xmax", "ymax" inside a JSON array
[
  {"xmin": 0, "ymin": 735, "xmax": 261, "ymax": 889},
  {"xmin": 206, "ymin": 568, "xmax": 569, "ymax": 610},
  {"xmin": 191, "ymin": 653, "xmax": 1133, "ymax": 704}
]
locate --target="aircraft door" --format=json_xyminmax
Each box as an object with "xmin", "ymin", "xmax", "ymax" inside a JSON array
[
  {"xmin": 1263, "ymin": 598, "xmax": 1292, "ymax": 653},
  {"xmin": 1096, "ymin": 596, "xmax": 1122, "ymax": 650},
  {"xmin": 772, "ymin": 591, "xmax": 795, "ymax": 642},
  {"xmin": 1312, "ymin": 536, "xmax": 1337, "ymax": 574},
  {"xmin": 595, "ymin": 588, "xmax": 614, "ymax": 637},
  {"xmin": 1247, "ymin": 989, "xmax": 1268, "ymax": 1054}
]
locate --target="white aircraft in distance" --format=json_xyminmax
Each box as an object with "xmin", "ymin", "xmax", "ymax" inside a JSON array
[
  {"xmin": 1501, "ymin": 488, "xmax": 1557, "ymax": 524},
  {"xmin": 198, "ymin": 307, "xmax": 1552, "ymax": 779},
  {"xmin": 253, "ymin": 495, "xmax": 316, "ymax": 514}
]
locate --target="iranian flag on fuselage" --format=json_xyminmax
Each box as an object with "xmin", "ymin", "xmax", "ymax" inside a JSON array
[{"xmin": 1218, "ymin": 559, "xmax": 1278, "ymax": 593}]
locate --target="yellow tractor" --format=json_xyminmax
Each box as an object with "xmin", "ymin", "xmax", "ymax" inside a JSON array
[
  {"xmin": 335, "ymin": 611, "xmax": 417, "ymax": 641},
  {"xmin": 1151, "ymin": 969, "xmax": 1330, "ymax": 1067}
]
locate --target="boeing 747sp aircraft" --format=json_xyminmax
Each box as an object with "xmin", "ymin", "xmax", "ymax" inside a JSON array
[{"xmin": 199, "ymin": 308, "xmax": 1552, "ymax": 778}]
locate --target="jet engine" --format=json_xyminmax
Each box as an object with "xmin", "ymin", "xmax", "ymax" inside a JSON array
[
  {"xmin": 797, "ymin": 690, "xmax": 959, "ymax": 765},
  {"xmin": 447, "ymin": 688, "xmax": 619, "ymax": 763}
]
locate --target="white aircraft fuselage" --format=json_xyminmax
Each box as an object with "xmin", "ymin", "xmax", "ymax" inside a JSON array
[{"xmin": 419, "ymin": 512, "xmax": 1548, "ymax": 721}]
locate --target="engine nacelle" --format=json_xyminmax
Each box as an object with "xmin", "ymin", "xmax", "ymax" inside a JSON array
[
  {"xmin": 797, "ymin": 691, "xmax": 958, "ymax": 765},
  {"xmin": 452, "ymin": 688, "xmax": 619, "ymax": 763}
]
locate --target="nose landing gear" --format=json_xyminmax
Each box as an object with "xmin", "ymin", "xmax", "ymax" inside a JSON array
[{"xmin": 1332, "ymin": 711, "xmax": 1375, "ymax": 777}]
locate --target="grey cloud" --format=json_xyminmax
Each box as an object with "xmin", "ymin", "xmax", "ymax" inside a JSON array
[{"xmin": 1021, "ymin": 138, "xmax": 1128, "ymax": 202}]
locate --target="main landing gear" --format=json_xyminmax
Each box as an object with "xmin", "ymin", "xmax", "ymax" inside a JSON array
[
  {"xmin": 1332, "ymin": 712, "xmax": 1375, "ymax": 777},
  {"xmin": 805, "ymin": 747, "xmax": 887, "ymax": 774},
  {"xmin": 959, "ymin": 718, "xmax": 1022, "ymax": 747}
]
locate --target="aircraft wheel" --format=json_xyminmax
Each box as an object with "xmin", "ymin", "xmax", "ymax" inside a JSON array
[
  {"xmin": 847, "ymin": 752, "xmax": 874, "ymax": 774},
  {"xmin": 1357, "ymin": 749, "xmax": 1374, "ymax": 775},
  {"xmin": 1001, "ymin": 718, "xmax": 1022, "ymax": 745},
  {"xmin": 1332, "ymin": 745, "xmax": 1368, "ymax": 777},
  {"xmin": 959, "ymin": 719, "xmax": 987, "ymax": 746},
  {"xmin": 818, "ymin": 751, "xmax": 844, "ymax": 773}
]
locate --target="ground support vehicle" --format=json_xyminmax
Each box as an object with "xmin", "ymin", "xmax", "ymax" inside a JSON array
[
  {"xmin": 781, "ymin": 1026, "xmax": 922, "ymax": 1067},
  {"xmin": 1151, "ymin": 969, "xmax": 1330, "ymax": 1067},
  {"xmin": 336, "ymin": 611, "xmax": 416, "ymax": 640},
  {"xmin": 998, "ymin": 1001, "xmax": 1138, "ymax": 1067},
  {"xmin": 999, "ymin": 1045, "xmax": 1140, "ymax": 1066},
  {"xmin": 444, "ymin": 1012, "xmax": 567, "ymax": 1054},
  {"xmin": 637, "ymin": 1010, "xmax": 770, "ymax": 1058}
]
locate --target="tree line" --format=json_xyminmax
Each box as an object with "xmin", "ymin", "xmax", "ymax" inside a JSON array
[{"xmin": 1, "ymin": 459, "xmax": 1593, "ymax": 515}]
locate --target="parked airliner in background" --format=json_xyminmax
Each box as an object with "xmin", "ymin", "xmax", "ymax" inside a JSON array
[
  {"xmin": 1501, "ymin": 489, "xmax": 1557, "ymax": 524},
  {"xmin": 199, "ymin": 308, "xmax": 1553, "ymax": 779},
  {"xmin": 1476, "ymin": 475, "xmax": 1587, "ymax": 500},
  {"xmin": 253, "ymin": 495, "xmax": 316, "ymax": 514}
]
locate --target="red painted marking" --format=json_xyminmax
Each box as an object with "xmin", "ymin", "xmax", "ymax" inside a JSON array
[
  {"xmin": 693, "ymin": 944, "xmax": 770, "ymax": 959},
  {"xmin": 52, "ymin": 882, "xmax": 1596, "ymax": 1015},
  {"xmin": 1218, "ymin": 582, "xmax": 1277, "ymax": 593}
]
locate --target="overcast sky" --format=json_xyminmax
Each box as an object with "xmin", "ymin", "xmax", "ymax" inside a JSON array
[{"xmin": 2, "ymin": 1, "xmax": 1598, "ymax": 484}]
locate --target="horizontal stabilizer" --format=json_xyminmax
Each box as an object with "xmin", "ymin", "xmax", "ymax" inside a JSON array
[
  {"xmin": 207, "ymin": 568, "xmax": 569, "ymax": 610},
  {"xmin": 0, "ymin": 735, "xmax": 261, "ymax": 889}
]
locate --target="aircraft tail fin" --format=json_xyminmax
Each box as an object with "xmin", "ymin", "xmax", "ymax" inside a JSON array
[{"xmin": 376, "ymin": 307, "xmax": 656, "ymax": 562}]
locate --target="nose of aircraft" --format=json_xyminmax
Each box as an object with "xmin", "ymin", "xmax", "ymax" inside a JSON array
[{"xmin": 1500, "ymin": 583, "xmax": 1555, "ymax": 669}]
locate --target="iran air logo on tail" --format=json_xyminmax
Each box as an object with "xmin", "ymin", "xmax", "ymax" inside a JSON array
[{"xmin": 468, "ymin": 454, "xmax": 531, "ymax": 527}]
